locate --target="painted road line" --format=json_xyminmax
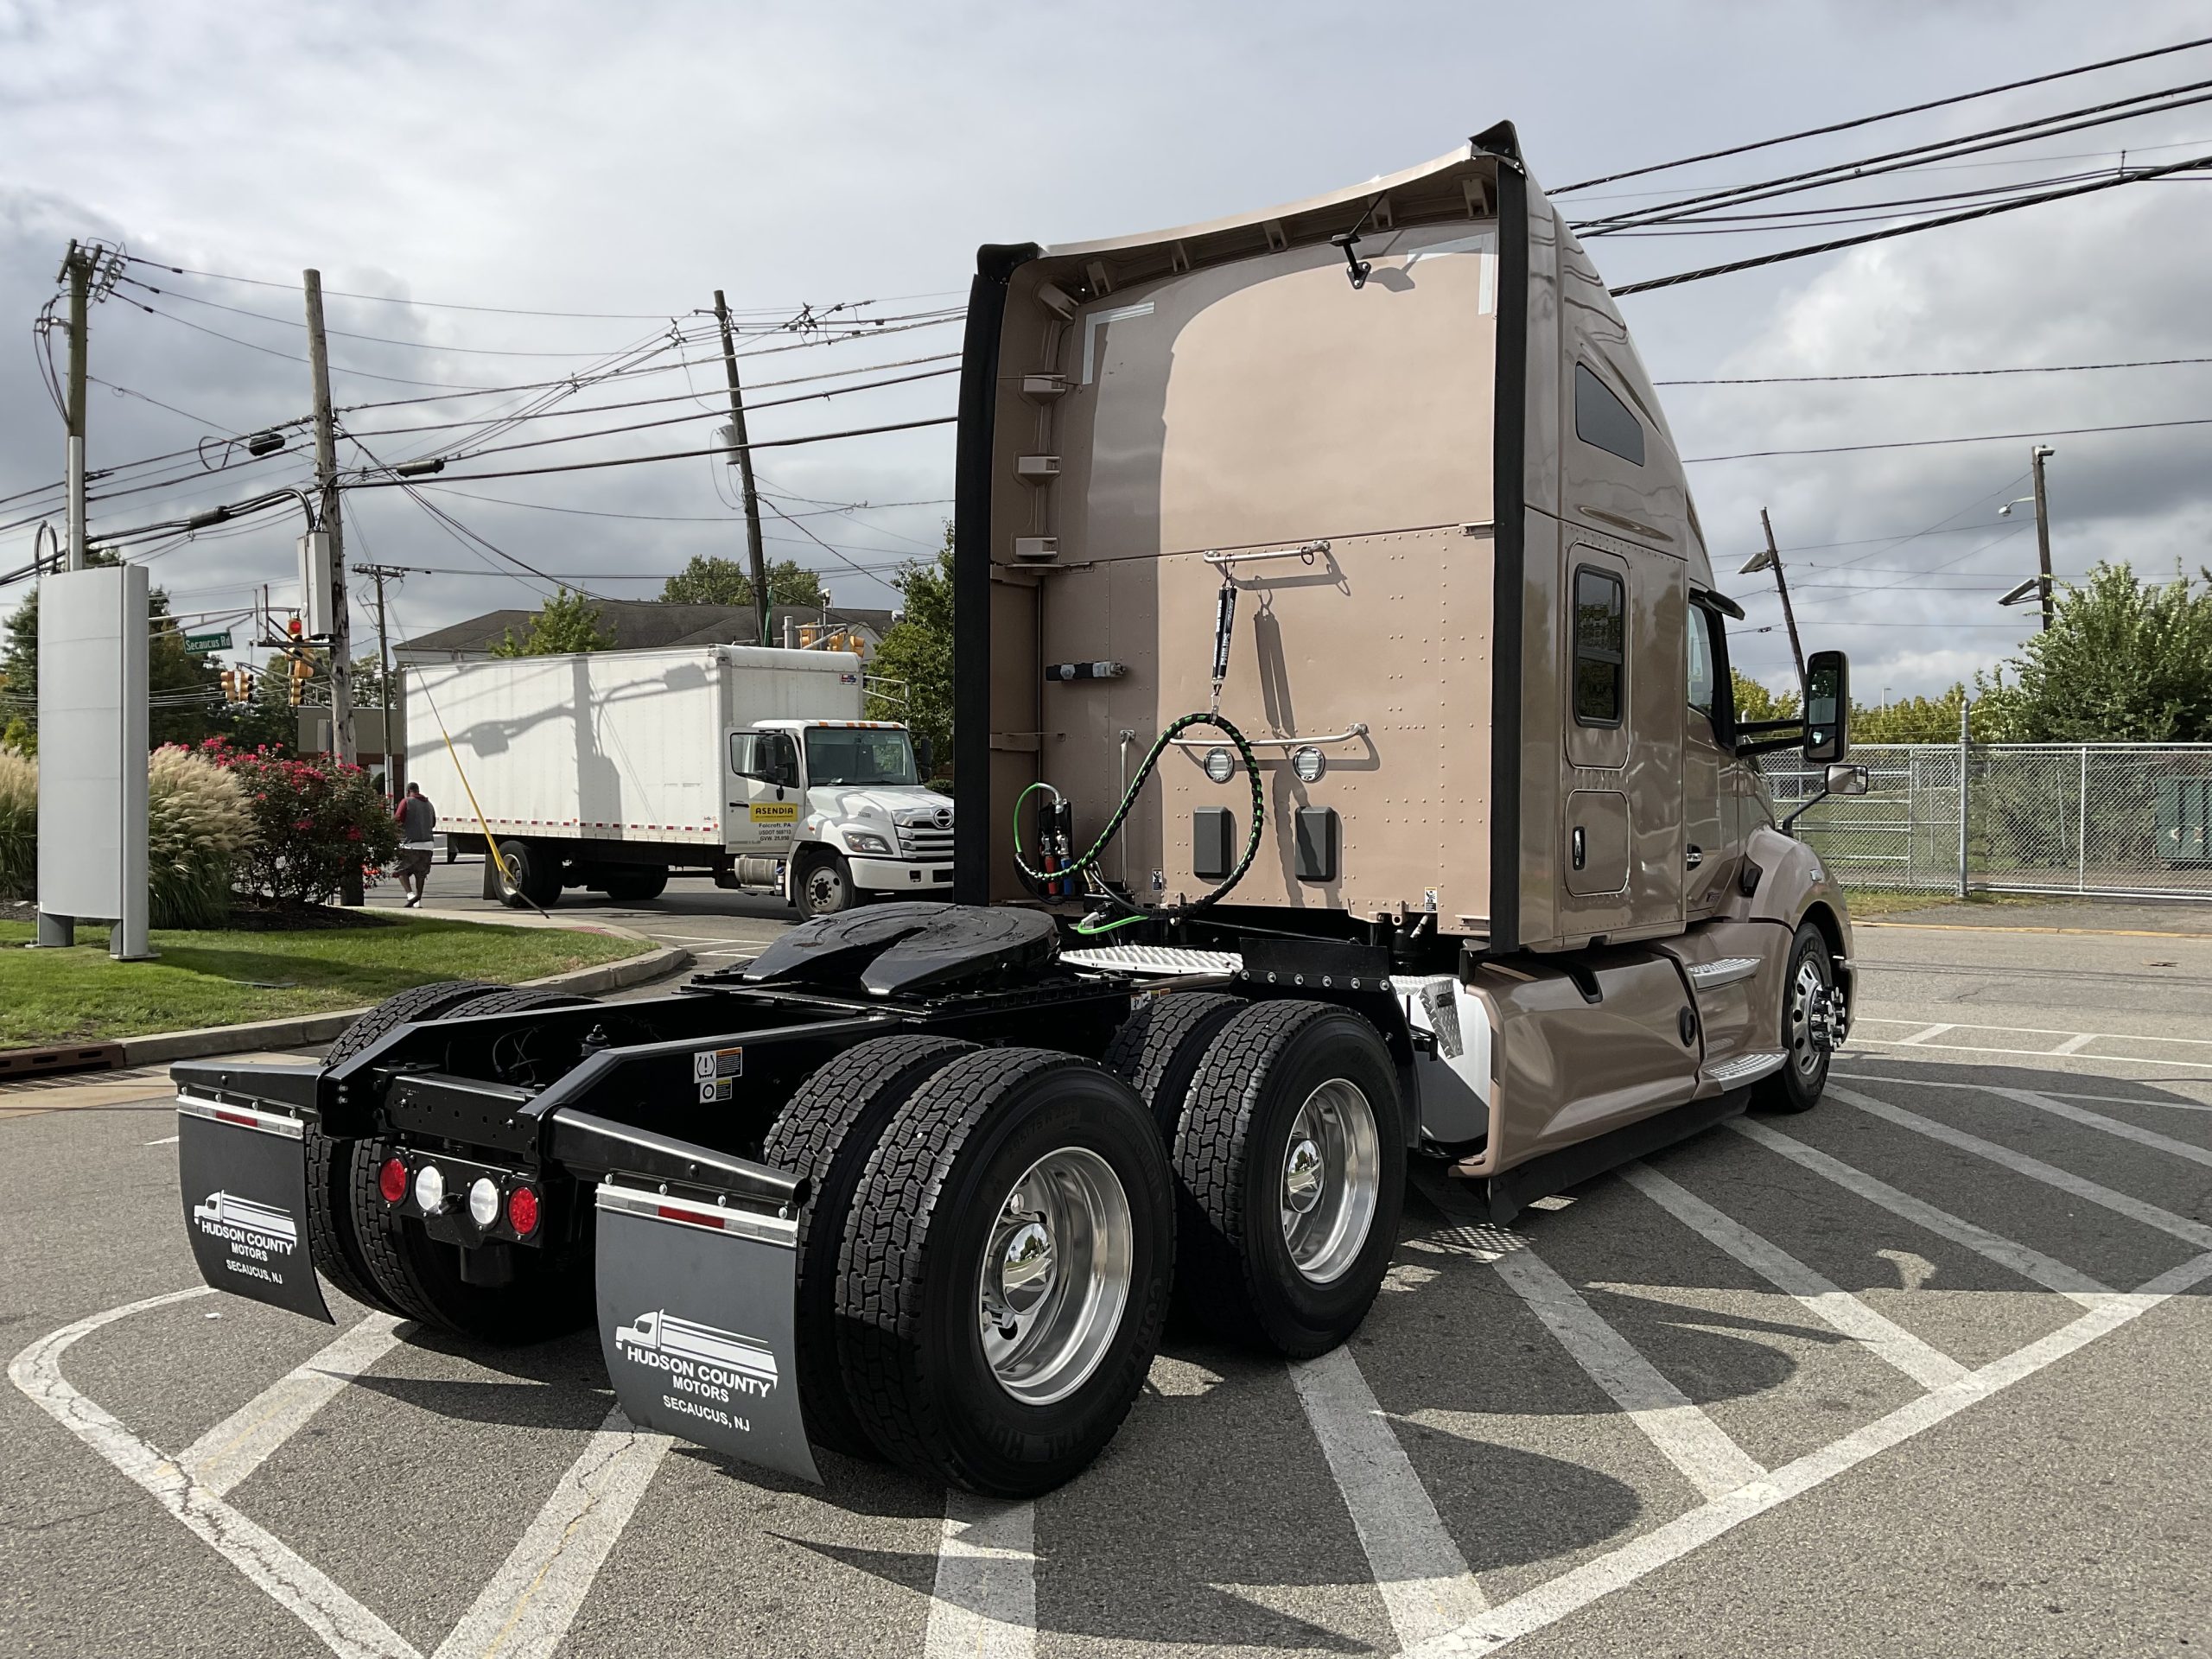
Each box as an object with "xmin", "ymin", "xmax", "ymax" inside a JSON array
[
  {"xmin": 9, "ymin": 1288, "xmax": 421, "ymax": 1659},
  {"xmin": 180, "ymin": 1313, "xmax": 405, "ymax": 1497},
  {"xmin": 2050, "ymin": 1034, "xmax": 2099, "ymax": 1056},
  {"xmin": 1420, "ymin": 1175, "xmax": 1766, "ymax": 1503},
  {"xmin": 925, "ymin": 1491, "xmax": 1035, "ymax": 1659},
  {"xmin": 1836, "ymin": 1071, "xmax": 2212, "ymax": 1116},
  {"xmin": 146, "ymin": 1134, "xmax": 180, "ymax": 1146},
  {"xmin": 1837, "ymin": 1085, "xmax": 2212, "ymax": 1251},
  {"xmin": 431, "ymin": 1407, "xmax": 671, "ymax": 1659},
  {"xmin": 1289, "ymin": 1344, "xmax": 1488, "ymax": 1647},
  {"xmin": 1729, "ymin": 1119, "xmax": 2113, "ymax": 1305},
  {"xmin": 1897, "ymin": 1023, "xmax": 1955, "ymax": 1046},
  {"xmin": 1980, "ymin": 1084, "xmax": 2212, "ymax": 1171},
  {"xmin": 1402, "ymin": 1247, "xmax": 2212, "ymax": 1658},
  {"xmin": 1620, "ymin": 1163, "xmax": 1968, "ymax": 1391}
]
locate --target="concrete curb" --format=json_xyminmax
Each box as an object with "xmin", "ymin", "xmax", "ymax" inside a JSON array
[{"xmin": 90, "ymin": 922, "xmax": 692, "ymax": 1069}]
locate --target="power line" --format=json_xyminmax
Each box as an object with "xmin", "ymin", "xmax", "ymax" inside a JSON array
[
  {"xmin": 1613, "ymin": 149, "xmax": 2212, "ymax": 296},
  {"xmin": 1659, "ymin": 354, "xmax": 2212, "ymax": 385},
  {"xmin": 1683, "ymin": 413, "xmax": 2212, "ymax": 462},
  {"xmin": 1548, "ymin": 32, "xmax": 2212, "ymax": 193}
]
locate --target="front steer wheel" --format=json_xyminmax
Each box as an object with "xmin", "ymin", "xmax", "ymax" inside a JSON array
[
  {"xmin": 834, "ymin": 1047, "xmax": 1175, "ymax": 1497},
  {"xmin": 791, "ymin": 849, "xmax": 857, "ymax": 918},
  {"xmin": 1752, "ymin": 920, "xmax": 1835, "ymax": 1115},
  {"xmin": 1174, "ymin": 1000, "xmax": 1406, "ymax": 1358}
]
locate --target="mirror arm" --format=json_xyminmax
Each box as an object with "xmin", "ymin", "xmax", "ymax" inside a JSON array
[
  {"xmin": 1738, "ymin": 734, "xmax": 1808, "ymax": 758},
  {"xmin": 1779, "ymin": 782, "xmax": 1832, "ymax": 839},
  {"xmin": 1735, "ymin": 717, "xmax": 1804, "ymax": 735}
]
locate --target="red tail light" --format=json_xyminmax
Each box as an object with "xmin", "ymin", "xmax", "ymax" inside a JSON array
[
  {"xmin": 378, "ymin": 1157, "xmax": 408, "ymax": 1205},
  {"xmin": 507, "ymin": 1185, "xmax": 540, "ymax": 1237}
]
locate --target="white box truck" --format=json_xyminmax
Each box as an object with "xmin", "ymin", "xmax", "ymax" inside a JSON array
[{"xmin": 403, "ymin": 645, "xmax": 954, "ymax": 915}]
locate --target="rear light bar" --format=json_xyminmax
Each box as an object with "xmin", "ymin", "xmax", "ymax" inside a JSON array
[{"xmin": 372, "ymin": 1152, "xmax": 544, "ymax": 1244}]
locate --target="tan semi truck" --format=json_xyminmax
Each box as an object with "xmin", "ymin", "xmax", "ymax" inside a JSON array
[{"xmin": 171, "ymin": 124, "xmax": 1862, "ymax": 1498}]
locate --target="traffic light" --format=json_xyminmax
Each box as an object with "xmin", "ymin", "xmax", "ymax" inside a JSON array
[{"xmin": 288, "ymin": 652, "xmax": 314, "ymax": 706}]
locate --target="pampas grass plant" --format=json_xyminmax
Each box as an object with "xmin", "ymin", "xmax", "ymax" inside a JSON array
[
  {"xmin": 146, "ymin": 746, "xmax": 256, "ymax": 928},
  {"xmin": 0, "ymin": 748, "xmax": 33, "ymax": 900}
]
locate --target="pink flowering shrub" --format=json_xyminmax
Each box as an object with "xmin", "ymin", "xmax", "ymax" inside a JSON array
[{"xmin": 198, "ymin": 738, "xmax": 399, "ymax": 904}]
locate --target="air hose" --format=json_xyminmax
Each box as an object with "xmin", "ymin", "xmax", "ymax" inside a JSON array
[{"xmin": 1012, "ymin": 571, "xmax": 1267, "ymax": 934}]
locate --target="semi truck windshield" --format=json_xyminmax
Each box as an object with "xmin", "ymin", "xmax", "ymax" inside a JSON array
[{"xmin": 804, "ymin": 728, "xmax": 918, "ymax": 786}]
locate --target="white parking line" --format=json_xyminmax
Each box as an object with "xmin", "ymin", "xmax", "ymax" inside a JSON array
[
  {"xmin": 1420, "ymin": 1177, "xmax": 1766, "ymax": 1503},
  {"xmin": 1980, "ymin": 1084, "xmax": 2212, "ymax": 1171},
  {"xmin": 1403, "ymin": 1248, "xmax": 2212, "ymax": 1658},
  {"xmin": 8, "ymin": 1287, "xmax": 421, "ymax": 1659},
  {"xmin": 180, "ymin": 1313, "xmax": 404, "ymax": 1497},
  {"xmin": 925, "ymin": 1491, "xmax": 1034, "ymax": 1659},
  {"xmin": 1837, "ymin": 1071, "xmax": 2212, "ymax": 1115},
  {"xmin": 1836, "ymin": 1085, "xmax": 2212, "ymax": 1251},
  {"xmin": 1897, "ymin": 1023, "xmax": 1955, "ymax": 1046},
  {"xmin": 1729, "ymin": 1118, "xmax": 2114, "ymax": 1304},
  {"xmin": 431, "ymin": 1407, "xmax": 671, "ymax": 1659},
  {"xmin": 1619, "ymin": 1163, "xmax": 1968, "ymax": 1391},
  {"xmin": 1288, "ymin": 1345, "xmax": 1488, "ymax": 1647},
  {"xmin": 146, "ymin": 1134, "xmax": 180, "ymax": 1146}
]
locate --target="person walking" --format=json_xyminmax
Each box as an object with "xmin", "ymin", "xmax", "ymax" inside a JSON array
[{"xmin": 395, "ymin": 782, "xmax": 437, "ymax": 909}]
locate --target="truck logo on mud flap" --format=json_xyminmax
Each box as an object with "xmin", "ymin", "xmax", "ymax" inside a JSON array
[
  {"xmin": 614, "ymin": 1309, "xmax": 780, "ymax": 1429},
  {"xmin": 193, "ymin": 1190, "xmax": 299, "ymax": 1250}
]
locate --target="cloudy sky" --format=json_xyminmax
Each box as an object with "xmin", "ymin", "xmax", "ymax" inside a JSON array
[{"xmin": 3, "ymin": 0, "xmax": 2208, "ymax": 696}]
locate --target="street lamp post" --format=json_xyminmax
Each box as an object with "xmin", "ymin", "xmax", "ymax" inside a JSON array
[{"xmin": 1995, "ymin": 444, "xmax": 2056, "ymax": 631}]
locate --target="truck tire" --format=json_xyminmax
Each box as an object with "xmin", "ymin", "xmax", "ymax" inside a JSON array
[
  {"xmin": 345, "ymin": 986, "xmax": 600, "ymax": 1342},
  {"xmin": 600, "ymin": 867, "xmax": 668, "ymax": 904},
  {"xmin": 493, "ymin": 839, "xmax": 561, "ymax": 909},
  {"xmin": 1753, "ymin": 920, "xmax": 1835, "ymax": 1115},
  {"xmin": 1174, "ymin": 1000, "xmax": 1405, "ymax": 1358},
  {"xmin": 792, "ymin": 849, "xmax": 855, "ymax": 918},
  {"xmin": 835, "ymin": 1048, "xmax": 1174, "ymax": 1497},
  {"xmin": 306, "ymin": 979, "xmax": 497, "ymax": 1316},
  {"xmin": 1103, "ymin": 991, "xmax": 1246, "ymax": 1141},
  {"xmin": 762, "ymin": 1033, "xmax": 976, "ymax": 1460}
]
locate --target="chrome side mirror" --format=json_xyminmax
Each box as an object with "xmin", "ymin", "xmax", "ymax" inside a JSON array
[{"xmin": 1827, "ymin": 763, "xmax": 1869, "ymax": 798}]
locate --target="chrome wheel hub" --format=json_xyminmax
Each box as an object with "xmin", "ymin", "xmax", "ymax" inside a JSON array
[
  {"xmin": 978, "ymin": 1147, "xmax": 1132, "ymax": 1406},
  {"xmin": 1787, "ymin": 957, "xmax": 1827, "ymax": 1077},
  {"xmin": 1279, "ymin": 1079, "xmax": 1381, "ymax": 1285}
]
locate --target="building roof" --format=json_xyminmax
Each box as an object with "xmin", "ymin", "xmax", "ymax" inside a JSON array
[{"xmin": 397, "ymin": 600, "xmax": 897, "ymax": 659}]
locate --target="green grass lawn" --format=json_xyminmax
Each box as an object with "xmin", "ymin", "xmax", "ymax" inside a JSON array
[
  {"xmin": 1838, "ymin": 887, "xmax": 2056, "ymax": 919},
  {"xmin": 0, "ymin": 917, "xmax": 649, "ymax": 1047}
]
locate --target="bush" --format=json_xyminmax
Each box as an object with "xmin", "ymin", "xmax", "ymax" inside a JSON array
[
  {"xmin": 146, "ymin": 746, "xmax": 257, "ymax": 927},
  {"xmin": 0, "ymin": 748, "xmax": 33, "ymax": 899},
  {"xmin": 201, "ymin": 738, "xmax": 399, "ymax": 904}
]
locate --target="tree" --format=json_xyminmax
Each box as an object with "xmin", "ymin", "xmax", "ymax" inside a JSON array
[
  {"xmin": 492, "ymin": 588, "xmax": 614, "ymax": 657},
  {"xmin": 0, "ymin": 550, "xmax": 224, "ymax": 750},
  {"xmin": 1730, "ymin": 671, "xmax": 1798, "ymax": 725},
  {"xmin": 1993, "ymin": 562, "xmax": 2212, "ymax": 741},
  {"xmin": 865, "ymin": 525, "xmax": 953, "ymax": 772},
  {"xmin": 659, "ymin": 555, "xmax": 823, "ymax": 609}
]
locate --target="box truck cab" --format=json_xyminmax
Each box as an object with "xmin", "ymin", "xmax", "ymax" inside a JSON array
[{"xmin": 731, "ymin": 718, "xmax": 956, "ymax": 914}]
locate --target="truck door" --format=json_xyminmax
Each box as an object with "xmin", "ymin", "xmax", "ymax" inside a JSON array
[
  {"xmin": 1682, "ymin": 603, "xmax": 1731, "ymax": 917},
  {"xmin": 728, "ymin": 729, "xmax": 801, "ymax": 855}
]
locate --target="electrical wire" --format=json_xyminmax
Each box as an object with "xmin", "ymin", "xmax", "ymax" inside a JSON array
[
  {"xmin": 1684, "ymin": 412, "xmax": 2212, "ymax": 462},
  {"xmin": 1548, "ymin": 33, "xmax": 2212, "ymax": 193},
  {"xmin": 1659, "ymin": 354, "xmax": 2212, "ymax": 385}
]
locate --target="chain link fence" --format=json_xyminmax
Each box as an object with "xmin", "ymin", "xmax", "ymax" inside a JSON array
[{"xmin": 1764, "ymin": 743, "xmax": 2212, "ymax": 901}]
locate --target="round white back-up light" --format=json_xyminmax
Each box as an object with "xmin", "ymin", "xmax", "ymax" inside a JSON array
[
  {"xmin": 1203, "ymin": 747, "xmax": 1235, "ymax": 785},
  {"xmin": 1292, "ymin": 746, "xmax": 1325, "ymax": 784},
  {"xmin": 414, "ymin": 1164, "xmax": 446, "ymax": 1213},
  {"xmin": 467, "ymin": 1177, "xmax": 501, "ymax": 1230}
]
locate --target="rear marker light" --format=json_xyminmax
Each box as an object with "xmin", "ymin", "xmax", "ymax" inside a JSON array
[
  {"xmin": 414, "ymin": 1164, "xmax": 446, "ymax": 1213},
  {"xmin": 507, "ymin": 1186, "xmax": 539, "ymax": 1237},
  {"xmin": 467, "ymin": 1178, "xmax": 500, "ymax": 1230},
  {"xmin": 378, "ymin": 1157, "xmax": 408, "ymax": 1205}
]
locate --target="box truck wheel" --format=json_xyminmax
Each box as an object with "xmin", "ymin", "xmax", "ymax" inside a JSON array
[
  {"xmin": 1103, "ymin": 991, "xmax": 1246, "ymax": 1141},
  {"xmin": 835, "ymin": 1048, "xmax": 1174, "ymax": 1497},
  {"xmin": 303, "ymin": 980, "xmax": 497, "ymax": 1316},
  {"xmin": 600, "ymin": 867, "xmax": 667, "ymax": 904},
  {"xmin": 493, "ymin": 839, "xmax": 561, "ymax": 909},
  {"xmin": 792, "ymin": 849, "xmax": 855, "ymax": 918},
  {"xmin": 762, "ymin": 1033, "xmax": 975, "ymax": 1460},
  {"xmin": 1753, "ymin": 921, "xmax": 1835, "ymax": 1115},
  {"xmin": 345, "ymin": 988, "xmax": 600, "ymax": 1342},
  {"xmin": 1174, "ymin": 1001, "xmax": 1405, "ymax": 1358}
]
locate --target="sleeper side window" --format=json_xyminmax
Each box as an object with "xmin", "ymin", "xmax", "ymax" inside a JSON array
[
  {"xmin": 1574, "ymin": 362, "xmax": 1646, "ymax": 467},
  {"xmin": 1573, "ymin": 567, "xmax": 1626, "ymax": 727},
  {"xmin": 1687, "ymin": 607, "xmax": 1716, "ymax": 722}
]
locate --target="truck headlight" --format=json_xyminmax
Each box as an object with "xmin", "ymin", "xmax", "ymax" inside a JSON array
[{"xmin": 846, "ymin": 831, "xmax": 891, "ymax": 855}]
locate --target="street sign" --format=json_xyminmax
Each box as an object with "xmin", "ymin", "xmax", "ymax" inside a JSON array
[{"xmin": 182, "ymin": 629, "xmax": 232, "ymax": 655}]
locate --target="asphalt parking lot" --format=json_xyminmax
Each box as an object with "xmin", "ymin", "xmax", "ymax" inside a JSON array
[{"xmin": 3, "ymin": 897, "xmax": 2209, "ymax": 1658}]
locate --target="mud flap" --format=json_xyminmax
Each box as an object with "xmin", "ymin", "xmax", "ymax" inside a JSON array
[
  {"xmin": 175, "ymin": 1096, "xmax": 334, "ymax": 1323},
  {"xmin": 594, "ymin": 1180, "xmax": 821, "ymax": 1484}
]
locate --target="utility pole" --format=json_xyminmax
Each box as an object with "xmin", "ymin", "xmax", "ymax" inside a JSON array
[
  {"xmin": 1738, "ymin": 507, "xmax": 1806, "ymax": 685},
  {"xmin": 302, "ymin": 270, "xmax": 358, "ymax": 769},
  {"xmin": 2028, "ymin": 443, "xmax": 2056, "ymax": 632},
  {"xmin": 359, "ymin": 563, "xmax": 400, "ymax": 800},
  {"xmin": 60, "ymin": 241, "xmax": 92, "ymax": 570},
  {"xmin": 712, "ymin": 290, "xmax": 772, "ymax": 647}
]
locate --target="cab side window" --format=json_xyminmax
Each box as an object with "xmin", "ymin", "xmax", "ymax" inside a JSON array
[
  {"xmin": 1573, "ymin": 567, "xmax": 1626, "ymax": 726},
  {"xmin": 1687, "ymin": 607, "xmax": 1716, "ymax": 722}
]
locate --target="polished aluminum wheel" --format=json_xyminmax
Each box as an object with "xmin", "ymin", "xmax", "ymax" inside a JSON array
[
  {"xmin": 977, "ymin": 1147, "xmax": 1133, "ymax": 1406},
  {"xmin": 1280, "ymin": 1078, "xmax": 1380, "ymax": 1284},
  {"xmin": 1786, "ymin": 954, "xmax": 1827, "ymax": 1077}
]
